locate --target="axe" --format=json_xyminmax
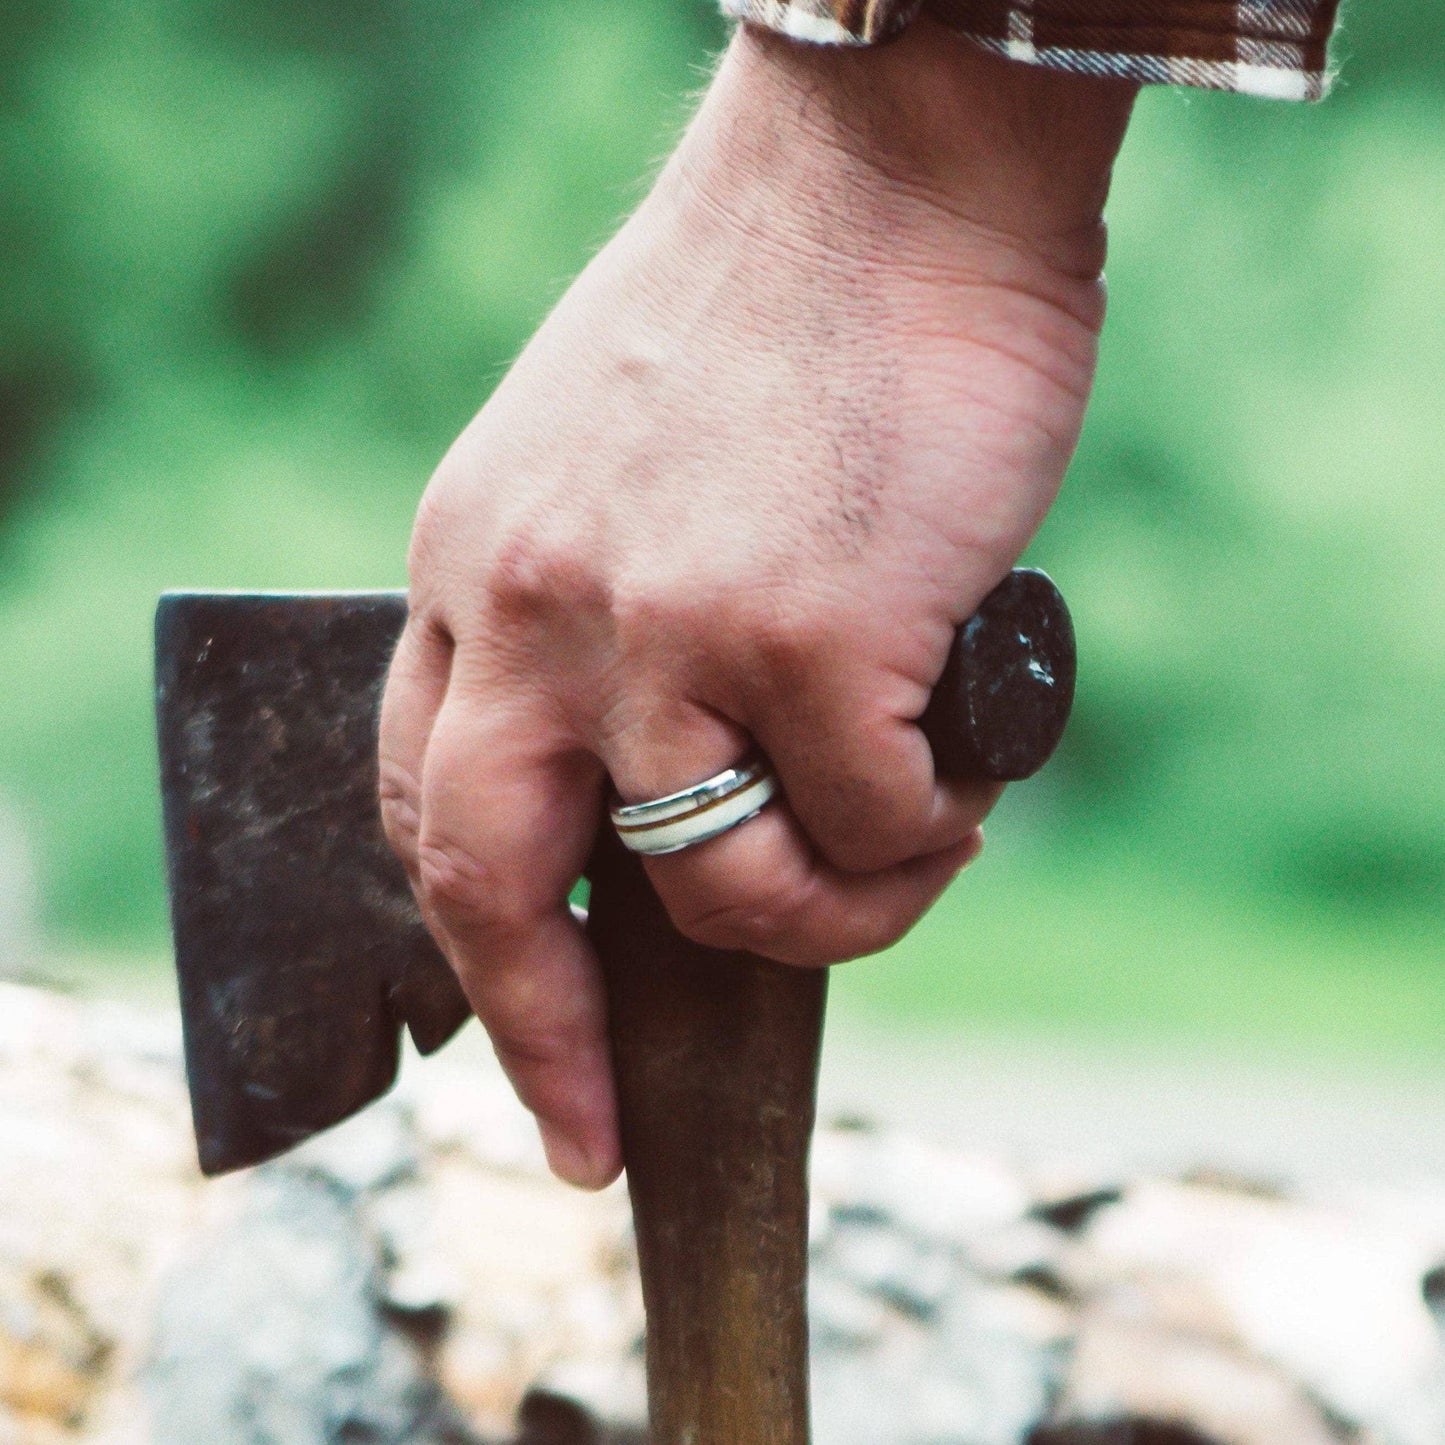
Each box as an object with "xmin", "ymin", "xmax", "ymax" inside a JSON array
[{"xmin": 155, "ymin": 567, "xmax": 1075, "ymax": 1444}]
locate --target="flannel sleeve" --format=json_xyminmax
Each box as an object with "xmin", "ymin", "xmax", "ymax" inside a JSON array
[{"xmin": 721, "ymin": 0, "xmax": 1344, "ymax": 100}]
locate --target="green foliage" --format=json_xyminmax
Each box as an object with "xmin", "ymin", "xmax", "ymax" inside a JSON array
[
  {"xmin": 0, "ymin": 0, "xmax": 720, "ymax": 943},
  {"xmin": 841, "ymin": 852, "xmax": 1445, "ymax": 1059},
  {"xmin": 1030, "ymin": 46, "xmax": 1445, "ymax": 926},
  {"xmin": 1, "ymin": 0, "xmax": 1442, "ymax": 1048}
]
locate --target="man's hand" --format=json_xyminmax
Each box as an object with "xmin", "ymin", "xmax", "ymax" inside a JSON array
[{"xmin": 378, "ymin": 19, "xmax": 1135, "ymax": 1188}]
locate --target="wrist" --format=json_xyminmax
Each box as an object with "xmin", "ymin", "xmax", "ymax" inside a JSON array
[{"xmin": 680, "ymin": 17, "xmax": 1136, "ymax": 288}]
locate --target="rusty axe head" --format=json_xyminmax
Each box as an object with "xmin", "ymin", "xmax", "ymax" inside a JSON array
[{"xmin": 154, "ymin": 593, "xmax": 471, "ymax": 1175}]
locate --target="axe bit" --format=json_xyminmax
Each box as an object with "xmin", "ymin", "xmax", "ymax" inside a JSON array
[{"xmin": 155, "ymin": 568, "xmax": 1075, "ymax": 1445}]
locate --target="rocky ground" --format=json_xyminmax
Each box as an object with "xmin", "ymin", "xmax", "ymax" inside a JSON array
[{"xmin": 3, "ymin": 980, "xmax": 1445, "ymax": 1445}]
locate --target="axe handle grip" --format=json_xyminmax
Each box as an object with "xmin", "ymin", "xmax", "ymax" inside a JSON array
[
  {"xmin": 589, "ymin": 839, "xmax": 822, "ymax": 1445},
  {"xmin": 586, "ymin": 568, "xmax": 1074, "ymax": 1445}
]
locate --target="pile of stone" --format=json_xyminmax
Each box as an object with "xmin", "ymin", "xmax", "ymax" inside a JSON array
[{"xmin": 3, "ymin": 980, "xmax": 1444, "ymax": 1445}]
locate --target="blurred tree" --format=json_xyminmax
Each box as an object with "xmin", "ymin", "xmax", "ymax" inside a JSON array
[{"xmin": 0, "ymin": 0, "xmax": 1441, "ymax": 1000}]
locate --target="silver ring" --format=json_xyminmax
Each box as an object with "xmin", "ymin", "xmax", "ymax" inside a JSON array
[{"xmin": 610, "ymin": 754, "xmax": 778, "ymax": 857}]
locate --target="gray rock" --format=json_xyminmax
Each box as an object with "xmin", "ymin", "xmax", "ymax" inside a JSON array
[
  {"xmin": 808, "ymin": 1277, "xmax": 1065, "ymax": 1445},
  {"xmin": 808, "ymin": 1273, "xmax": 890, "ymax": 1349},
  {"xmin": 823, "ymin": 1215, "xmax": 957, "ymax": 1320},
  {"xmin": 146, "ymin": 1170, "xmax": 471, "ymax": 1445},
  {"xmin": 810, "ymin": 1339, "xmax": 1051, "ymax": 1445},
  {"xmin": 286, "ymin": 1102, "xmax": 419, "ymax": 1198}
]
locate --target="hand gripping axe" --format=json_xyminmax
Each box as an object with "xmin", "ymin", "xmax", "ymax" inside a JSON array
[{"xmin": 155, "ymin": 568, "xmax": 1075, "ymax": 1444}]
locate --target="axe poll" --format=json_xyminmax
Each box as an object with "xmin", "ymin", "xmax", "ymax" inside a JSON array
[{"xmin": 155, "ymin": 567, "xmax": 1075, "ymax": 1445}]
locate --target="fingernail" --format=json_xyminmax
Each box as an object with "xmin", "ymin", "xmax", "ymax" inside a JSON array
[
  {"xmin": 959, "ymin": 828, "xmax": 985, "ymax": 868},
  {"xmin": 541, "ymin": 1126, "xmax": 609, "ymax": 1191}
]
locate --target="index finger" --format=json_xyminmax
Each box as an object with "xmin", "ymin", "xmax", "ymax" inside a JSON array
[{"xmin": 401, "ymin": 659, "xmax": 619, "ymax": 1189}]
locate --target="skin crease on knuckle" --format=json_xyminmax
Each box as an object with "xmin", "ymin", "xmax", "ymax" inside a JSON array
[
  {"xmin": 376, "ymin": 758, "xmax": 422, "ymax": 862},
  {"xmin": 677, "ymin": 877, "xmax": 824, "ymax": 962},
  {"xmin": 687, "ymin": 885, "xmax": 924, "ymax": 969},
  {"xmin": 485, "ymin": 525, "xmax": 615, "ymax": 639},
  {"xmin": 414, "ymin": 832, "xmax": 493, "ymax": 927},
  {"xmin": 413, "ymin": 829, "xmax": 551, "ymax": 948}
]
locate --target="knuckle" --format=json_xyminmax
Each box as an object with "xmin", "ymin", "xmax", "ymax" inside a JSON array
[
  {"xmin": 782, "ymin": 907, "xmax": 912, "ymax": 969},
  {"xmin": 377, "ymin": 759, "xmax": 422, "ymax": 856},
  {"xmin": 487, "ymin": 525, "xmax": 611, "ymax": 629},
  {"xmin": 820, "ymin": 825, "xmax": 910, "ymax": 875},
  {"xmin": 798, "ymin": 765, "xmax": 929, "ymax": 875},
  {"xmin": 613, "ymin": 573, "xmax": 716, "ymax": 639},
  {"xmin": 680, "ymin": 876, "xmax": 921, "ymax": 967},
  {"xmin": 672, "ymin": 876, "xmax": 813, "ymax": 954},
  {"xmin": 407, "ymin": 492, "xmax": 454, "ymax": 589},
  {"xmin": 415, "ymin": 833, "xmax": 540, "ymax": 937},
  {"xmin": 751, "ymin": 602, "xmax": 833, "ymax": 680},
  {"xmin": 416, "ymin": 834, "xmax": 492, "ymax": 917},
  {"xmin": 842, "ymin": 907, "xmax": 917, "ymax": 962},
  {"xmin": 487, "ymin": 1017, "xmax": 580, "ymax": 1074},
  {"xmin": 608, "ymin": 580, "xmax": 730, "ymax": 697},
  {"xmin": 609, "ymin": 580, "xmax": 676, "ymax": 658}
]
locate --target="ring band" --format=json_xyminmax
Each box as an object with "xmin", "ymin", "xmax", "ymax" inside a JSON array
[{"xmin": 610, "ymin": 754, "xmax": 778, "ymax": 857}]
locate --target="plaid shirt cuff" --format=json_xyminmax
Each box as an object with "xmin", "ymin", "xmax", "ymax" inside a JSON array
[{"xmin": 721, "ymin": 0, "xmax": 1343, "ymax": 100}]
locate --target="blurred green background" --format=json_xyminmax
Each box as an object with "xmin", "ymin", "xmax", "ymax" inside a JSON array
[{"xmin": 2, "ymin": 0, "xmax": 1441, "ymax": 1056}]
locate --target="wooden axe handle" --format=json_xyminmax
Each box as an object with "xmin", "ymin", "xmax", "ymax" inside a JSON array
[
  {"xmin": 586, "ymin": 569, "xmax": 1075, "ymax": 1445},
  {"xmin": 590, "ymin": 841, "xmax": 822, "ymax": 1443}
]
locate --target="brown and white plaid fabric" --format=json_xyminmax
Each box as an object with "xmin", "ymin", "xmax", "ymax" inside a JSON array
[{"xmin": 723, "ymin": 0, "xmax": 1343, "ymax": 99}]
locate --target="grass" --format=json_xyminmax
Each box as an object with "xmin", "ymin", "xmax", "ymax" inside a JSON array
[{"xmin": 835, "ymin": 852, "xmax": 1445, "ymax": 1063}]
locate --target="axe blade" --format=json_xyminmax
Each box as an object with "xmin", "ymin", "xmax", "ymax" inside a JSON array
[{"xmin": 155, "ymin": 592, "xmax": 471, "ymax": 1176}]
